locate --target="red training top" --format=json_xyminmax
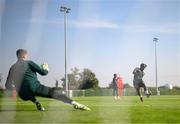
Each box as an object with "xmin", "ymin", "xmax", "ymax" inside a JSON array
[{"xmin": 116, "ymin": 76, "xmax": 123, "ymax": 89}]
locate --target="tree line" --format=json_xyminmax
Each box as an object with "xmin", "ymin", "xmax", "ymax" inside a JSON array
[{"xmin": 60, "ymin": 67, "xmax": 99, "ymax": 90}]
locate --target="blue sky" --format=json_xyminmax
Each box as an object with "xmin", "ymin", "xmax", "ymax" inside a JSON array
[{"xmin": 0, "ymin": 0, "xmax": 179, "ymax": 88}]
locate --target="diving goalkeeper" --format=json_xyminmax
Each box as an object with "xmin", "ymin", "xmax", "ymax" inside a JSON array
[{"xmin": 5, "ymin": 49, "xmax": 90, "ymax": 111}]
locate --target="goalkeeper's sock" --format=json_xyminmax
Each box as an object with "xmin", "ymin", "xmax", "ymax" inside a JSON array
[{"xmin": 71, "ymin": 101, "xmax": 77, "ymax": 105}]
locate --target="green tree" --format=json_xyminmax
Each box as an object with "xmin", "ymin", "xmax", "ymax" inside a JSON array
[
  {"xmin": 108, "ymin": 81, "xmax": 113, "ymax": 89},
  {"xmin": 61, "ymin": 67, "xmax": 80, "ymax": 90},
  {"xmin": 123, "ymin": 83, "xmax": 132, "ymax": 88},
  {"xmin": 78, "ymin": 68, "xmax": 99, "ymax": 89},
  {"xmin": 61, "ymin": 67, "xmax": 99, "ymax": 90}
]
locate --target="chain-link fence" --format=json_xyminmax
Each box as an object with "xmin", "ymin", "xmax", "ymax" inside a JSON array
[
  {"xmin": 69, "ymin": 88, "xmax": 180, "ymax": 97},
  {"xmin": 70, "ymin": 88, "xmax": 136, "ymax": 97},
  {"xmin": 1, "ymin": 88, "xmax": 180, "ymax": 98}
]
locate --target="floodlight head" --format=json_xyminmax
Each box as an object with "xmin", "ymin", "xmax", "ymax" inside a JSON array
[
  {"xmin": 66, "ymin": 10, "xmax": 69, "ymax": 13},
  {"xmin": 61, "ymin": 6, "xmax": 66, "ymax": 9},
  {"xmin": 66, "ymin": 8, "xmax": 71, "ymax": 13},
  {"xmin": 60, "ymin": 6, "xmax": 65, "ymax": 12},
  {"xmin": 60, "ymin": 6, "xmax": 71, "ymax": 13},
  {"xmin": 153, "ymin": 38, "xmax": 158, "ymax": 42}
]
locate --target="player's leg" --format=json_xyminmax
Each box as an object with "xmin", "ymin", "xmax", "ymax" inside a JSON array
[
  {"xmin": 113, "ymin": 88, "xmax": 115, "ymax": 96},
  {"xmin": 113, "ymin": 87, "xmax": 117, "ymax": 99},
  {"xmin": 117, "ymin": 88, "xmax": 121, "ymax": 99},
  {"xmin": 117, "ymin": 88, "xmax": 120, "ymax": 99},
  {"xmin": 30, "ymin": 97, "xmax": 45, "ymax": 111},
  {"xmin": 118, "ymin": 88, "xmax": 123, "ymax": 99},
  {"xmin": 140, "ymin": 81, "xmax": 151, "ymax": 97},
  {"xmin": 18, "ymin": 86, "xmax": 45, "ymax": 111},
  {"xmin": 135, "ymin": 87, "xmax": 140, "ymax": 96},
  {"xmin": 116, "ymin": 88, "xmax": 118, "ymax": 99},
  {"xmin": 33, "ymin": 84, "xmax": 91, "ymax": 111},
  {"xmin": 134, "ymin": 81, "xmax": 143, "ymax": 102},
  {"xmin": 136, "ymin": 84, "xmax": 143, "ymax": 102},
  {"xmin": 48, "ymin": 88, "xmax": 73, "ymax": 104},
  {"xmin": 49, "ymin": 88, "xmax": 91, "ymax": 110},
  {"xmin": 134, "ymin": 82, "xmax": 141, "ymax": 96},
  {"xmin": 114, "ymin": 87, "xmax": 118, "ymax": 99}
]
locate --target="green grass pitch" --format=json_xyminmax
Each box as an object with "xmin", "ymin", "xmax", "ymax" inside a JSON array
[{"xmin": 0, "ymin": 95, "xmax": 180, "ymax": 123}]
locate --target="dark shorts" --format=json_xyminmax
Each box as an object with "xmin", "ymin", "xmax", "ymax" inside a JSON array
[
  {"xmin": 133, "ymin": 80, "xmax": 144, "ymax": 89},
  {"xmin": 19, "ymin": 81, "xmax": 51, "ymax": 100}
]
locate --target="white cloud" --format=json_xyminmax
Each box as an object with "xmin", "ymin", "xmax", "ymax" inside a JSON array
[
  {"xmin": 25, "ymin": 18, "xmax": 180, "ymax": 33},
  {"xmin": 28, "ymin": 18, "xmax": 119, "ymax": 29},
  {"xmin": 70, "ymin": 20, "xmax": 119, "ymax": 29},
  {"xmin": 121, "ymin": 23, "xmax": 180, "ymax": 34}
]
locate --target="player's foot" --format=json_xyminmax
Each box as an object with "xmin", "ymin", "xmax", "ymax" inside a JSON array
[
  {"xmin": 36, "ymin": 103, "xmax": 45, "ymax": 111},
  {"xmin": 146, "ymin": 91, "xmax": 152, "ymax": 98},
  {"xmin": 114, "ymin": 96, "xmax": 117, "ymax": 100},
  {"xmin": 73, "ymin": 102, "xmax": 91, "ymax": 111},
  {"xmin": 146, "ymin": 93, "xmax": 150, "ymax": 98},
  {"xmin": 140, "ymin": 97, "xmax": 143, "ymax": 102},
  {"xmin": 117, "ymin": 96, "xmax": 121, "ymax": 100}
]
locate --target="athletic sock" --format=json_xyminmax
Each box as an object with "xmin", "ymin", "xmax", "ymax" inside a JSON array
[
  {"xmin": 49, "ymin": 88, "xmax": 73, "ymax": 104},
  {"xmin": 31, "ymin": 99, "xmax": 40, "ymax": 105},
  {"xmin": 71, "ymin": 101, "xmax": 76, "ymax": 105},
  {"xmin": 34, "ymin": 100, "xmax": 40, "ymax": 105},
  {"xmin": 140, "ymin": 96, "xmax": 143, "ymax": 102}
]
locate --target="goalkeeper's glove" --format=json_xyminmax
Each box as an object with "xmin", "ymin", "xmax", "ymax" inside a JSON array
[{"xmin": 41, "ymin": 63, "xmax": 49, "ymax": 71}]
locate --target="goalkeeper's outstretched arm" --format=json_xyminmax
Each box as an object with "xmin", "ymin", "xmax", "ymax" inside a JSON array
[{"xmin": 29, "ymin": 61, "xmax": 48, "ymax": 76}]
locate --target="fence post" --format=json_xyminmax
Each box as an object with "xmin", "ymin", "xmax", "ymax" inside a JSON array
[
  {"xmin": 69, "ymin": 90, "xmax": 73, "ymax": 97},
  {"xmin": 83, "ymin": 90, "xmax": 85, "ymax": 96}
]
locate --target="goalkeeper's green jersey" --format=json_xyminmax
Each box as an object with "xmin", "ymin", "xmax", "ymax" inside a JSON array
[{"xmin": 5, "ymin": 60, "xmax": 48, "ymax": 93}]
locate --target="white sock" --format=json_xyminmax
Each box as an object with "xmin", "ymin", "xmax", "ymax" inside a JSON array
[
  {"xmin": 71, "ymin": 101, "xmax": 78, "ymax": 105},
  {"xmin": 146, "ymin": 90, "xmax": 149, "ymax": 94}
]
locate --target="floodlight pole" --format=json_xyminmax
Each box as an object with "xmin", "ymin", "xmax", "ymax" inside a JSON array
[
  {"xmin": 0, "ymin": 73, "xmax": 2, "ymax": 87},
  {"xmin": 60, "ymin": 6, "xmax": 71, "ymax": 96},
  {"xmin": 153, "ymin": 38, "xmax": 159, "ymax": 95}
]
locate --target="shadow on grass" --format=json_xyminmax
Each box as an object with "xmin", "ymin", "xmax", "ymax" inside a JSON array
[
  {"xmin": 0, "ymin": 107, "xmax": 76, "ymax": 112},
  {"xmin": 0, "ymin": 109, "xmax": 38, "ymax": 112}
]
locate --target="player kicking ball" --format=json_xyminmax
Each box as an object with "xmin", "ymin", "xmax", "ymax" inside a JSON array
[
  {"xmin": 133, "ymin": 63, "xmax": 151, "ymax": 102},
  {"xmin": 5, "ymin": 49, "xmax": 91, "ymax": 111}
]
